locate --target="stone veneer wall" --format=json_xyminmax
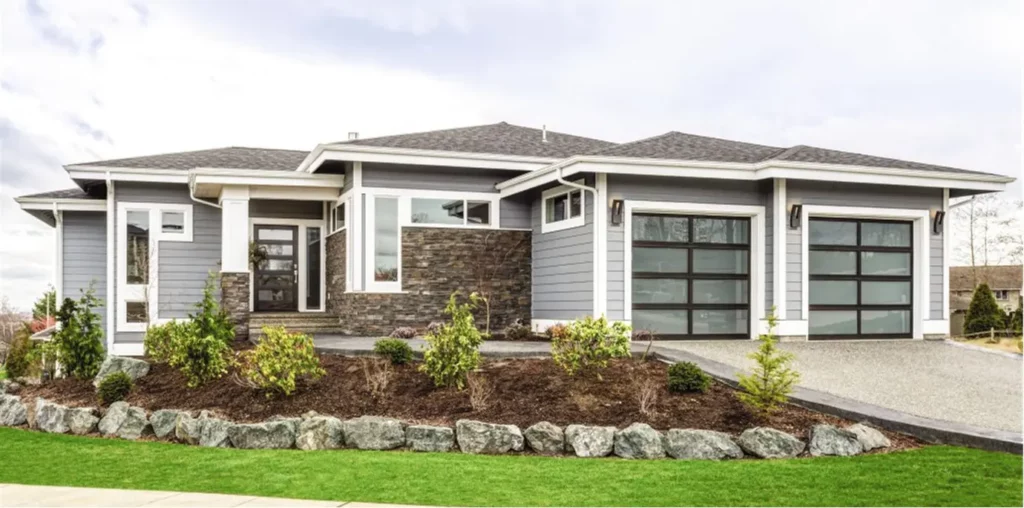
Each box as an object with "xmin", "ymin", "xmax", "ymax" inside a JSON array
[
  {"xmin": 220, "ymin": 272, "xmax": 250, "ymax": 340},
  {"xmin": 326, "ymin": 228, "xmax": 531, "ymax": 336}
]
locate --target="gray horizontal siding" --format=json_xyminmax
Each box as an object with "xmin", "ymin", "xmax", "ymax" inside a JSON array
[
  {"xmin": 250, "ymin": 200, "xmax": 322, "ymax": 220},
  {"xmin": 930, "ymin": 233, "xmax": 943, "ymax": 320},
  {"xmin": 763, "ymin": 180, "xmax": 774, "ymax": 317},
  {"xmin": 499, "ymin": 196, "xmax": 531, "ymax": 229},
  {"xmin": 362, "ymin": 163, "xmax": 526, "ymax": 193},
  {"xmin": 62, "ymin": 212, "xmax": 107, "ymax": 335},
  {"xmin": 532, "ymin": 177, "xmax": 594, "ymax": 320}
]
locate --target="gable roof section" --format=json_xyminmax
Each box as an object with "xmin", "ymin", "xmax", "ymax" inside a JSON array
[
  {"xmin": 341, "ymin": 122, "xmax": 616, "ymax": 159},
  {"xmin": 950, "ymin": 265, "xmax": 1023, "ymax": 291},
  {"xmin": 773, "ymin": 145, "xmax": 988, "ymax": 176},
  {"xmin": 590, "ymin": 131, "xmax": 784, "ymax": 163},
  {"xmin": 70, "ymin": 147, "xmax": 308, "ymax": 171}
]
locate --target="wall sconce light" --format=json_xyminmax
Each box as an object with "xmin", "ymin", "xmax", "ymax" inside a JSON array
[
  {"xmin": 611, "ymin": 199, "xmax": 624, "ymax": 226},
  {"xmin": 788, "ymin": 204, "xmax": 802, "ymax": 229},
  {"xmin": 933, "ymin": 210, "xmax": 945, "ymax": 234}
]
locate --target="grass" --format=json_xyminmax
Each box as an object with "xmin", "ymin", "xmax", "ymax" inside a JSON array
[
  {"xmin": 955, "ymin": 337, "xmax": 1023, "ymax": 354},
  {"xmin": 0, "ymin": 366, "xmax": 7, "ymax": 380},
  {"xmin": 0, "ymin": 428, "xmax": 1020, "ymax": 506}
]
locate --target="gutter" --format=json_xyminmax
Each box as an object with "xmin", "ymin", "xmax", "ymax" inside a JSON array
[{"xmin": 187, "ymin": 173, "xmax": 221, "ymax": 209}]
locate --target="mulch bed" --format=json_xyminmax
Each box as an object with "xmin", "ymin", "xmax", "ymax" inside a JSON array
[{"xmin": 21, "ymin": 354, "xmax": 919, "ymax": 451}]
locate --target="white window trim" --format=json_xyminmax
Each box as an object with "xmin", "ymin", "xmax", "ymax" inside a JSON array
[
  {"xmin": 623, "ymin": 200, "xmax": 766, "ymax": 340},
  {"xmin": 800, "ymin": 205, "xmax": 931, "ymax": 340},
  {"xmin": 541, "ymin": 182, "xmax": 585, "ymax": 234},
  {"xmin": 248, "ymin": 217, "xmax": 328, "ymax": 313},
  {"xmin": 116, "ymin": 202, "xmax": 194, "ymax": 332},
  {"xmin": 328, "ymin": 200, "xmax": 347, "ymax": 235}
]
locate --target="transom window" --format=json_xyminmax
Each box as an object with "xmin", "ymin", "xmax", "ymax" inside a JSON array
[
  {"xmin": 410, "ymin": 198, "xmax": 491, "ymax": 226},
  {"xmin": 808, "ymin": 218, "xmax": 913, "ymax": 339},
  {"xmin": 542, "ymin": 182, "xmax": 585, "ymax": 233},
  {"xmin": 631, "ymin": 214, "xmax": 750, "ymax": 338}
]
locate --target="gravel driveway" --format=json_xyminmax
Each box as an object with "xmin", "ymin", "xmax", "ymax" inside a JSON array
[{"xmin": 658, "ymin": 340, "xmax": 1023, "ymax": 433}]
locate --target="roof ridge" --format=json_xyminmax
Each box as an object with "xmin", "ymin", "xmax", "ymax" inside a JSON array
[
  {"xmin": 588, "ymin": 131, "xmax": 678, "ymax": 156},
  {"xmin": 763, "ymin": 144, "xmax": 809, "ymax": 162},
  {"xmin": 335, "ymin": 122, "xmax": 509, "ymax": 145},
  {"xmin": 72, "ymin": 146, "xmax": 306, "ymax": 166}
]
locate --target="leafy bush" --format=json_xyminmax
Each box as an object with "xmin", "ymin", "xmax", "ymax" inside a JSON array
[
  {"xmin": 168, "ymin": 332, "xmax": 232, "ymax": 388},
  {"xmin": 143, "ymin": 320, "xmax": 192, "ymax": 363},
  {"xmin": 965, "ymin": 283, "xmax": 1005, "ymax": 335},
  {"xmin": 389, "ymin": 327, "xmax": 416, "ymax": 339},
  {"xmin": 502, "ymin": 320, "xmax": 532, "ymax": 341},
  {"xmin": 420, "ymin": 292, "xmax": 484, "ymax": 390},
  {"xmin": 97, "ymin": 371, "xmax": 133, "ymax": 405},
  {"xmin": 736, "ymin": 311, "xmax": 800, "ymax": 414},
  {"xmin": 4, "ymin": 325, "xmax": 39, "ymax": 379},
  {"xmin": 667, "ymin": 361, "xmax": 711, "ymax": 393},
  {"xmin": 545, "ymin": 324, "xmax": 568, "ymax": 340},
  {"xmin": 239, "ymin": 326, "xmax": 324, "ymax": 397},
  {"xmin": 188, "ymin": 272, "xmax": 235, "ymax": 346},
  {"xmin": 550, "ymin": 316, "xmax": 631, "ymax": 377},
  {"xmin": 51, "ymin": 286, "xmax": 105, "ymax": 379},
  {"xmin": 374, "ymin": 338, "xmax": 413, "ymax": 365}
]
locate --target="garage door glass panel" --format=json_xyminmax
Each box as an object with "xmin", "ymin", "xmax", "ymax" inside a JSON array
[
  {"xmin": 633, "ymin": 216, "xmax": 689, "ymax": 242},
  {"xmin": 861, "ymin": 310, "xmax": 910, "ymax": 334},
  {"xmin": 692, "ymin": 280, "xmax": 748, "ymax": 304},
  {"xmin": 692, "ymin": 249, "xmax": 747, "ymax": 274},
  {"xmin": 809, "ymin": 251, "xmax": 856, "ymax": 275},
  {"xmin": 692, "ymin": 218, "xmax": 748, "ymax": 244},
  {"xmin": 861, "ymin": 222, "xmax": 911, "ymax": 247},
  {"xmin": 809, "ymin": 220, "xmax": 857, "ymax": 246},
  {"xmin": 861, "ymin": 252, "xmax": 911, "ymax": 276},
  {"xmin": 861, "ymin": 281, "xmax": 911, "ymax": 305},
  {"xmin": 633, "ymin": 248, "xmax": 688, "ymax": 273},
  {"xmin": 809, "ymin": 280, "xmax": 857, "ymax": 305},
  {"xmin": 633, "ymin": 309, "xmax": 688, "ymax": 335},
  {"xmin": 809, "ymin": 310, "xmax": 858, "ymax": 335},
  {"xmin": 692, "ymin": 310, "xmax": 747, "ymax": 335},
  {"xmin": 633, "ymin": 279, "xmax": 688, "ymax": 304}
]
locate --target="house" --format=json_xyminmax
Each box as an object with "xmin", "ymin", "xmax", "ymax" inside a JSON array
[
  {"xmin": 950, "ymin": 264, "xmax": 1023, "ymax": 315},
  {"xmin": 16, "ymin": 122, "xmax": 1015, "ymax": 354}
]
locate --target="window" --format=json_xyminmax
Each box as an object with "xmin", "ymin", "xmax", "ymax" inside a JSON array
[
  {"xmin": 808, "ymin": 218, "xmax": 912, "ymax": 339},
  {"xmin": 306, "ymin": 227, "xmax": 322, "ymax": 310},
  {"xmin": 161, "ymin": 211, "xmax": 184, "ymax": 233},
  {"xmin": 631, "ymin": 214, "xmax": 750, "ymax": 338},
  {"xmin": 373, "ymin": 196, "xmax": 399, "ymax": 284},
  {"xmin": 542, "ymin": 183, "xmax": 585, "ymax": 233},
  {"xmin": 125, "ymin": 302, "xmax": 147, "ymax": 323},
  {"xmin": 330, "ymin": 201, "xmax": 346, "ymax": 233},
  {"xmin": 126, "ymin": 210, "xmax": 150, "ymax": 284},
  {"xmin": 409, "ymin": 198, "xmax": 491, "ymax": 226}
]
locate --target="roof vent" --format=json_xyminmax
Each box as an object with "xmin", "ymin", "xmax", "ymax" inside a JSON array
[
  {"xmin": 542, "ymin": 124, "xmax": 548, "ymax": 143},
  {"xmin": 348, "ymin": 132, "xmax": 359, "ymax": 140}
]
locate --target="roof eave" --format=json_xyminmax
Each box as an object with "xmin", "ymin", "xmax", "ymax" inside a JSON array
[{"xmin": 302, "ymin": 143, "xmax": 559, "ymax": 173}]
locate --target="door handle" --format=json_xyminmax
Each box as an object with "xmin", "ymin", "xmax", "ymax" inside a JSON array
[{"xmin": 293, "ymin": 267, "xmax": 298, "ymax": 284}]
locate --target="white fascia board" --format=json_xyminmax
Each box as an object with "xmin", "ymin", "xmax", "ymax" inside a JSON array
[
  {"xmin": 16, "ymin": 198, "xmax": 107, "ymax": 212},
  {"xmin": 306, "ymin": 145, "xmax": 555, "ymax": 173},
  {"xmin": 248, "ymin": 186, "xmax": 340, "ymax": 201},
  {"xmin": 758, "ymin": 167, "xmax": 1008, "ymax": 192},
  {"xmin": 66, "ymin": 166, "xmax": 190, "ymax": 184},
  {"xmin": 191, "ymin": 168, "xmax": 344, "ymax": 188}
]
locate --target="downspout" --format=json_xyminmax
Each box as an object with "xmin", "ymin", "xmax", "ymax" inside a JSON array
[
  {"xmin": 188, "ymin": 173, "xmax": 222, "ymax": 209},
  {"xmin": 556, "ymin": 167, "xmax": 604, "ymax": 317},
  {"xmin": 105, "ymin": 172, "xmax": 115, "ymax": 354}
]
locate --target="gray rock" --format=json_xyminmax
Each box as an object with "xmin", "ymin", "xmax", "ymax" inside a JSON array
[
  {"xmin": 0, "ymin": 394, "xmax": 28, "ymax": 426},
  {"xmin": 301, "ymin": 410, "xmax": 320, "ymax": 419},
  {"xmin": 229, "ymin": 421, "xmax": 296, "ymax": 449},
  {"xmin": 150, "ymin": 410, "xmax": 190, "ymax": 439},
  {"xmin": 614, "ymin": 423, "xmax": 665, "ymax": 459},
  {"xmin": 406, "ymin": 425, "xmax": 454, "ymax": 452},
  {"xmin": 524, "ymin": 421, "xmax": 564, "ymax": 455},
  {"xmin": 174, "ymin": 411, "xmax": 209, "ymax": 444},
  {"xmin": 64, "ymin": 407, "xmax": 99, "ymax": 435},
  {"xmin": 846, "ymin": 423, "xmax": 891, "ymax": 451},
  {"xmin": 1, "ymin": 379, "xmax": 21, "ymax": 395},
  {"xmin": 296, "ymin": 416, "xmax": 344, "ymax": 451},
  {"xmin": 809, "ymin": 424, "xmax": 863, "ymax": 457},
  {"xmin": 455, "ymin": 420, "xmax": 524, "ymax": 454},
  {"xmin": 268, "ymin": 415, "xmax": 302, "ymax": 435},
  {"xmin": 35, "ymin": 398, "xmax": 69, "ymax": 434},
  {"xmin": 664, "ymin": 429, "xmax": 743, "ymax": 460},
  {"xmin": 93, "ymin": 356, "xmax": 150, "ymax": 387},
  {"xmin": 98, "ymin": 401, "xmax": 129, "ymax": 436},
  {"xmin": 737, "ymin": 427, "xmax": 805, "ymax": 459},
  {"xmin": 199, "ymin": 417, "xmax": 232, "ymax": 448},
  {"xmin": 343, "ymin": 416, "xmax": 406, "ymax": 450},
  {"xmin": 565, "ymin": 424, "xmax": 616, "ymax": 458},
  {"xmin": 117, "ymin": 406, "xmax": 149, "ymax": 440}
]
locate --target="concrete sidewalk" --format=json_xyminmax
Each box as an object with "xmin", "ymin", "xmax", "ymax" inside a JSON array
[{"xmin": 0, "ymin": 484, "xmax": 416, "ymax": 507}]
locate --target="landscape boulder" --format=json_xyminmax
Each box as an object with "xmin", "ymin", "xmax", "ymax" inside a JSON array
[
  {"xmin": 846, "ymin": 423, "xmax": 891, "ymax": 451},
  {"xmin": 614, "ymin": 423, "xmax": 665, "ymax": 459},
  {"xmin": 229, "ymin": 421, "xmax": 296, "ymax": 449},
  {"xmin": 664, "ymin": 429, "xmax": 743, "ymax": 460},
  {"xmin": 150, "ymin": 410, "xmax": 190, "ymax": 439},
  {"xmin": 0, "ymin": 395, "xmax": 27, "ymax": 426},
  {"xmin": 456, "ymin": 420, "xmax": 523, "ymax": 454},
  {"xmin": 1, "ymin": 379, "xmax": 21, "ymax": 395},
  {"xmin": 343, "ymin": 416, "xmax": 406, "ymax": 450},
  {"xmin": 268, "ymin": 415, "xmax": 302, "ymax": 435},
  {"xmin": 296, "ymin": 416, "xmax": 345, "ymax": 451},
  {"xmin": 406, "ymin": 425, "xmax": 455, "ymax": 452},
  {"xmin": 98, "ymin": 401, "xmax": 130, "ymax": 436},
  {"xmin": 93, "ymin": 356, "xmax": 150, "ymax": 387},
  {"xmin": 35, "ymin": 398, "xmax": 69, "ymax": 434},
  {"xmin": 174, "ymin": 411, "xmax": 210, "ymax": 444},
  {"xmin": 117, "ymin": 406, "xmax": 150, "ymax": 440},
  {"xmin": 564, "ymin": 424, "xmax": 616, "ymax": 458},
  {"xmin": 524, "ymin": 421, "xmax": 564, "ymax": 455},
  {"xmin": 199, "ymin": 416, "xmax": 233, "ymax": 448},
  {"xmin": 64, "ymin": 407, "xmax": 100, "ymax": 435},
  {"xmin": 737, "ymin": 427, "xmax": 805, "ymax": 459},
  {"xmin": 808, "ymin": 424, "xmax": 863, "ymax": 457}
]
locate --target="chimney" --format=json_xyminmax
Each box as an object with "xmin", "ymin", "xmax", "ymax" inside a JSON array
[
  {"xmin": 348, "ymin": 132, "xmax": 359, "ymax": 140},
  {"xmin": 542, "ymin": 124, "xmax": 548, "ymax": 143}
]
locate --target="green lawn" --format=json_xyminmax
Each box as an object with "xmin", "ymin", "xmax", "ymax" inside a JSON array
[{"xmin": 0, "ymin": 428, "xmax": 1019, "ymax": 506}]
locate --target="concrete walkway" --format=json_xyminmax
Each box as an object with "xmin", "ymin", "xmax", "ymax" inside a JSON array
[{"xmin": 0, "ymin": 484, "xmax": 417, "ymax": 507}]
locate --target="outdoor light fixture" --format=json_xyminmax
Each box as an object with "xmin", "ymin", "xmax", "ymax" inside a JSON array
[
  {"xmin": 933, "ymin": 210, "xmax": 946, "ymax": 234},
  {"xmin": 789, "ymin": 204, "xmax": 802, "ymax": 229},
  {"xmin": 611, "ymin": 199, "xmax": 624, "ymax": 226}
]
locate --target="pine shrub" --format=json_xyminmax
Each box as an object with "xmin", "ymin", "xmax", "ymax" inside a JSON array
[
  {"xmin": 4, "ymin": 325, "xmax": 39, "ymax": 379},
  {"xmin": 420, "ymin": 292, "xmax": 484, "ymax": 389},
  {"xmin": 667, "ymin": 361, "xmax": 711, "ymax": 393},
  {"xmin": 736, "ymin": 311, "xmax": 800, "ymax": 414},
  {"xmin": 51, "ymin": 286, "xmax": 105, "ymax": 379},
  {"xmin": 964, "ymin": 283, "xmax": 1005, "ymax": 334},
  {"xmin": 550, "ymin": 316, "xmax": 631, "ymax": 377},
  {"xmin": 374, "ymin": 338, "xmax": 414, "ymax": 365},
  {"xmin": 168, "ymin": 333, "xmax": 231, "ymax": 389},
  {"xmin": 239, "ymin": 326, "xmax": 324, "ymax": 397},
  {"xmin": 188, "ymin": 272, "xmax": 235, "ymax": 346},
  {"xmin": 97, "ymin": 371, "xmax": 133, "ymax": 405}
]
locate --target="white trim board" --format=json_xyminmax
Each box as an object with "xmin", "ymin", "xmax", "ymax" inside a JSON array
[
  {"xmin": 298, "ymin": 143, "xmax": 555, "ymax": 174},
  {"xmin": 623, "ymin": 200, "xmax": 766, "ymax": 339},
  {"xmin": 17, "ymin": 199, "xmax": 107, "ymax": 212},
  {"xmin": 540, "ymin": 181, "xmax": 586, "ymax": 234},
  {"xmin": 800, "ymin": 205, "xmax": 931, "ymax": 340},
  {"xmin": 772, "ymin": 178, "xmax": 787, "ymax": 317}
]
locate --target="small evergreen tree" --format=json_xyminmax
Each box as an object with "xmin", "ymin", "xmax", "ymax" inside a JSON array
[
  {"xmin": 964, "ymin": 283, "xmax": 1005, "ymax": 334},
  {"xmin": 736, "ymin": 310, "xmax": 800, "ymax": 415},
  {"xmin": 1009, "ymin": 297, "xmax": 1023, "ymax": 335},
  {"xmin": 188, "ymin": 272, "xmax": 235, "ymax": 346},
  {"xmin": 51, "ymin": 285, "xmax": 106, "ymax": 379},
  {"xmin": 32, "ymin": 286, "xmax": 56, "ymax": 320}
]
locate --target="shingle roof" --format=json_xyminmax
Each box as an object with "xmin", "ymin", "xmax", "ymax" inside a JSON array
[
  {"xmin": 950, "ymin": 265, "xmax": 1023, "ymax": 291},
  {"xmin": 341, "ymin": 122, "xmax": 616, "ymax": 159},
  {"xmin": 773, "ymin": 145, "xmax": 984, "ymax": 175},
  {"xmin": 71, "ymin": 147, "xmax": 308, "ymax": 171},
  {"xmin": 18, "ymin": 188, "xmax": 98, "ymax": 200},
  {"xmin": 590, "ymin": 131, "xmax": 784, "ymax": 163}
]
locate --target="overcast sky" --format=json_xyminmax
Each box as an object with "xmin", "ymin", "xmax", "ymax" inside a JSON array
[{"xmin": 1, "ymin": 0, "xmax": 1021, "ymax": 311}]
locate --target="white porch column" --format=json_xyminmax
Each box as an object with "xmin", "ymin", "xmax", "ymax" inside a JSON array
[{"xmin": 220, "ymin": 186, "xmax": 250, "ymax": 273}]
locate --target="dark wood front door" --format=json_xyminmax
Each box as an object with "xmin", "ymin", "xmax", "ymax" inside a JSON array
[{"xmin": 254, "ymin": 225, "xmax": 298, "ymax": 312}]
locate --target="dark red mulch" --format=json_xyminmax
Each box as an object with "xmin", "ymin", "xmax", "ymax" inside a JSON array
[{"xmin": 21, "ymin": 355, "xmax": 919, "ymax": 451}]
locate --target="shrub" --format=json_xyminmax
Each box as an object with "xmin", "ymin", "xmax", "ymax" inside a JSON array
[
  {"xmin": 736, "ymin": 311, "xmax": 799, "ymax": 414},
  {"xmin": 502, "ymin": 320, "xmax": 532, "ymax": 341},
  {"xmin": 239, "ymin": 326, "xmax": 324, "ymax": 397},
  {"xmin": 426, "ymin": 321, "xmax": 444, "ymax": 335},
  {"xmin": 51, "ymin": 286, "xmax": 105, "ymax": 379},
  {"xmin": 420, "ymin": 292, "xmax": 484, "ymax": 390},
  {"xmin": 143, "ymin": 320, "xmax": 191, "ymax": 363},
  {"xmin": 466, "ymin": 372, "xmax": 493, "ymax": 411},
  {"xmin": 97, "ymin": 371, "xmax": 133, "ymax": 405},
  {"xmin": 361, "ymin": 357, "xmax": 392, "ymax": 402},
  {"xmin": 545, "ymin": 324, "xmax": 568, "ymax": 340},
  {"xmin": 667, "ymin": 361, "xmax": 711, "ymax": 393},
  {"xmin": 389, "ymin": 327, "xmax": 416, "ymax": 339},
  {"xmin": 188, "ymin": 272, "xmax": 235, "ymax": 346},
  {"xmin": 374, "ymin": 338, "xmax": 413, "ymax": 365},
  {"xmin": 964, "ymin": 283, "xmax": 1005, "ymax": 335},
  {"xmin": 168, "ymin": 333, "xmax": 232, "ymax": 388},
  {"xmin": 4, "ymin": 325, "xmax": 39, "ymax": 379},
  {"xmin": 1009, "ymin": 297, "xmax": 1023, "ymax": 335},
  {"xmin": 550, "ymin": 316, "xmax": 631, "ymax": 377},
  {"xmin": 633, "ymin": 377, "xmax": 659, "ymax": 417}
]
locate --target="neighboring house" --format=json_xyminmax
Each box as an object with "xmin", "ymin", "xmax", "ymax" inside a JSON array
[
  {"xmin": 16, "ymin": 122, "xmax": 1015, "ymax": 354},
  {"xmin": 949, "ymin": 265, "xmax": 1023, "ymax": 335}
]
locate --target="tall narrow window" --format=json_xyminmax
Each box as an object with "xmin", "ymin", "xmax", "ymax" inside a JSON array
[
  {"xmin": 307, "ymin": 227, "xmax": 322, "ymax": 310},
  {"xmin": 126, "ymin": 210, "xmax": 150, "ymax": 284},
  {"xmin": 374, "ymin": 197, "xmax": 399, "ymax": 283}
]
